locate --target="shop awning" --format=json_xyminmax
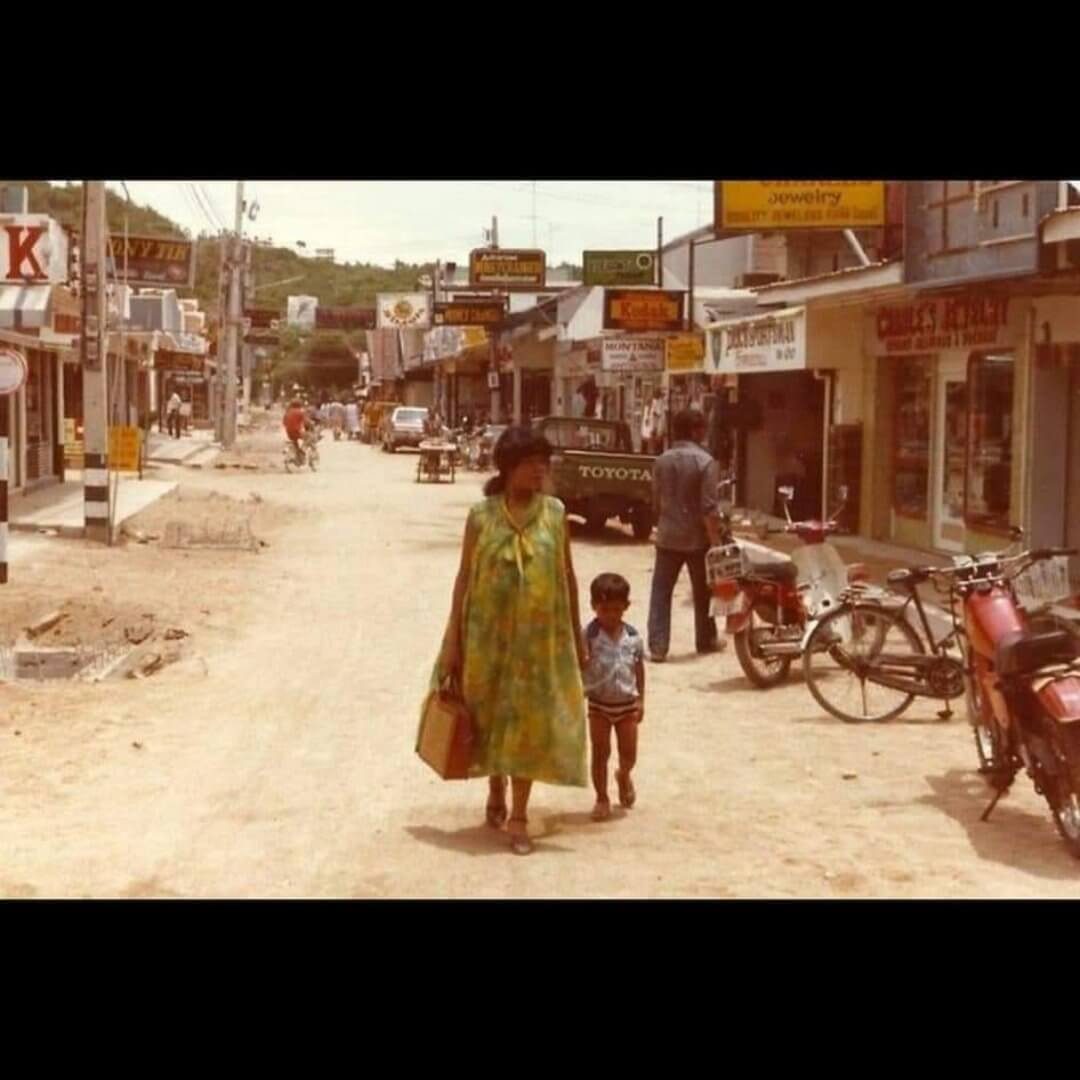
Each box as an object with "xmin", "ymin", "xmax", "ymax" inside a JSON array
[
  {"xmin": 1042, "ymin": 208, "xmax": 1080, "ymax": 245},
  {"xmin": 0, "ymin": 284, "xmax": 51, "ymax": 330}
]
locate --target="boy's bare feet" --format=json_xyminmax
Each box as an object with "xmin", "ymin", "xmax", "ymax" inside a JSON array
[
  {"xmin": 591, "ymin": 799, "xmax": 612, "ymax": 822},
  {"xmin": 616, "ymin": 770, "xmax": 636, "ymax": 809},
  {"xmin": 507, "ymin": 816, "xmax": 533, "ymax": 855}
]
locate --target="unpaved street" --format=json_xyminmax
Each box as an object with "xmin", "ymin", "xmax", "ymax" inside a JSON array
[{"xmin": 2, "ymin": 435, "xmax": 1079, "ymax": 898}]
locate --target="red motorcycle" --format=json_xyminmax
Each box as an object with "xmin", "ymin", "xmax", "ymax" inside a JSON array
[
  {"xmin": 948, "ymin": 544, "xmax": 1080, "ymax": 855},
  {"xmin": 709, "ymin": 485, "xmax": 870, "ymax": 688}
]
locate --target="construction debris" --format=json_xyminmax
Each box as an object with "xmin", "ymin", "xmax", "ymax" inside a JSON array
[{"xmin": 26, "ymin": 611, "xmax": 69, "ymax": 640}]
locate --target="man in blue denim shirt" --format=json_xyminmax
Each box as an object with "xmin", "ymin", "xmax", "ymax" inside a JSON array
[{"xmin": 647, "ymin": 408, "xmax": 724, "ymax": 662}]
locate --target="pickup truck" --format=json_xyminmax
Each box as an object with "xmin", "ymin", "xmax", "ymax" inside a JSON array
[{"xmin": 533, "ymin": 416, "xmax": 655, "ymax": 541}]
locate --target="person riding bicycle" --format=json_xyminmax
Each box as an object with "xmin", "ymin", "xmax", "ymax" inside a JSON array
[{"xmin": 284, "ymin": 399, "xmax": 307, "ymax": 464}]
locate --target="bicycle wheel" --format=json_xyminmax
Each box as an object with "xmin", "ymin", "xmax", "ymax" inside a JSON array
[{"xmin": 802, "ymin": 602, "xmax": 925, "ymax": 723}]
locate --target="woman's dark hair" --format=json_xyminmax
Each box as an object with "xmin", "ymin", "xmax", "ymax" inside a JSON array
[
  {"xmin": 590, "ymin": 573, "xmax": 630, "ymax": 604},
  {"xmin": 672, "ymin": 408, "xmax": 707, "ymax": 442},
  {"xmin": 484, "ymin": 425, "xmax": 553, "ymax": 496}
]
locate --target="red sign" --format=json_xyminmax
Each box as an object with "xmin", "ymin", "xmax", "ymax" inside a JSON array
[
  {"xmin": 874, "ymin": 294, "xmax": 1010, "ymax": 354},
  {"xmin": 602, "ymin": 289, "xmax": 686, "ymax": 332},
  {"xmin": 315, "ymin": 306, "xmax": 376, "ymax": 330},
  {"xmin": 244, "ymin": 307, "xmax": 279, "ymax": 329}
]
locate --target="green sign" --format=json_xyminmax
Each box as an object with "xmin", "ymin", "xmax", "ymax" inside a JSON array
[{"xmin": 583, "ymin": 250, "xmax": 657, "ymax": 287}]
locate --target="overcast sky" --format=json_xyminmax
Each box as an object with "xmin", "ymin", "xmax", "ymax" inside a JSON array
[{"xmin": 101, "ymin": 181, "xmax": 713, "ymax": 267}]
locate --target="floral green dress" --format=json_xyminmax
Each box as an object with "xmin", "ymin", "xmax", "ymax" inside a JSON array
[{"xmin": 427, "ymin": 493, "xmax": 587, "ymax": 787}]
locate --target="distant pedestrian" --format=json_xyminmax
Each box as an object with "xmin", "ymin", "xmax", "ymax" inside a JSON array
[
  {"xmin": 345, "ymin": 400, "xmax": 361, "ymax": 440},
  {"xmin": 647, "ymin": 408, "xmax": 725, "ymax": 662},
  {"xmin": 582, "ymin": 573, "xmax": 645, "ymax": 822},
  {"xmin": 642, "ymin": 387, "xmax": 667, "ymax": 455},
  {"xmin": 179, "ymin": 394, "xmax": 193, "ymax": 434},
  {"xmin": 166, "ymin": 391, "xmax": 182, "ymax": 439},
  {"xmin": 431, "ymin": 425, "xmax": 588, "ymax": 855}
]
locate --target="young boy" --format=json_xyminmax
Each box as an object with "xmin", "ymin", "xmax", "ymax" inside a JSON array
[{"xmin": 582, "ymin": 573, "xmax": 646, "ymax": 822}]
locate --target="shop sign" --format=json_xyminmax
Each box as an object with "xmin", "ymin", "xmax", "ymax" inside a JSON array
[
  {"xmin": 315, "ymin": 306, "xmax": 376, "ymax": 330},
  {"xmin": 665, "ymin": 334, "xmax": 706, "ymax": 372},
  {"xmin": 603, "ymin": 289, "xmax": 685, "ymax": 333},
  {"xmin": 244, "ymin": 307, "xmax": 279, "ymax": 330},
  {"xmin": 871, "ymin": 294, "xmax": 1010, "ymax": 354},
  {"xmin": 0, "ymin": 347, "xmax": 27, "ymax": 394},
  {"xmin": 155, "ymin": 349, "xmax": 205, "ymax": 372},
  {"xmin": 287, "ymin": 295, "xmax": 318, "ymax": 330},
  {"xmin": 108, "ymin": 425, "xmax": 141, "ymax": 472},
  {"xmin": 716, "ymin": 181, "xmax": 885, "ymax": 230},
  {"xmin": 0, "ymin": 215, "xmax": 70, "ymax": 283},
  {"xmin": 244, "ymin": 331, "xmax": 280, "ymax": 347},
  {"xmin": 469, "ymin": 249, "xmax": 546, "ymax": 288},
  {"xmin": 433, "ymin": 300, "xmax": 506, "ymax": 327},
  {"xmin": 711, "ymin": 307, "xmax": 806, "ymax": 374},
  {"xmin": 601, "ymin": 337, "xmax": 664, "ymax": 372},
  {"xmin": 106, "ymin": 234, "xmax": 195, "ymax": 288},
  {"xmin": 583, "ymin": 250, "xmax": 656, "ymax": 287},
  {"xmin": 63, "ymin": 418, "xmax": 84, "ymax": 466},
  {"xmin": 377, "ymin": 293, "xmax": 431, "ymax": 329},
  {"xmin": 557, "ymin": 348, "xmax": 600, "ymax": 378}
]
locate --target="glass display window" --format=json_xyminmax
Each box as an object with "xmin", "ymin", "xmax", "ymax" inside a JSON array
[
  {"xmin": 892, "ymin": 357, "xmax": 932, "ymax": 519},
  {"xmin": 966, "ymin": 352, "xmax": 1014, "ymax": 532}
]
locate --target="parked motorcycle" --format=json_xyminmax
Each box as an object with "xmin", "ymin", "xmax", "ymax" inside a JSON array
[
  {"xmin": 708, "ymin": 485, "xmax": 871, "ymax": 688},
  {"xmin": 946, "ymin": 540, "xmax": 1080, "ymax": 855}
]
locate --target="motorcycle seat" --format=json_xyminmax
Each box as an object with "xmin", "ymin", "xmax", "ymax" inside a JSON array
[
  {"xmin": 745, "ymin": 560, "xmax": 798, "ymax": 584},
  {"xmin": 996, "ymin": 628, "xmax": 1078, "ymax": 678}
]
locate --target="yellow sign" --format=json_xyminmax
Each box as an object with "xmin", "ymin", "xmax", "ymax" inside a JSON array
[
  {"xmin": 108, "ymin": 425, "xmax": 142, "ymax": 472},
  {"xmin": 666, "ymin": 334, "xmax": 706, "ymax": 371},
  {"xmin": 64, "ymin": 417, "xmax": 84, "ymax": 468},
  {"xmin": 718, "ymin": 181, "xmax": 885, "ymax": 230}
]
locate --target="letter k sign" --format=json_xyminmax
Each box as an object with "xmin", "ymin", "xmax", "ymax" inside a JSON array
[{"xmin": 4, "ymin": 226, "xmax": 47, "ymax": 280}]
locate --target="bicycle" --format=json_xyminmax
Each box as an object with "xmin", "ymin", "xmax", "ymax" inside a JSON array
[{"xmin": 799, "ymin": 555, "xmax": 999, "ymax": 724}]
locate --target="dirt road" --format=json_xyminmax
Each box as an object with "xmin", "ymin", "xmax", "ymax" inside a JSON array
[{"xmin": 2, "ymin": 435, "xmax": 1078, "ymax": 898}]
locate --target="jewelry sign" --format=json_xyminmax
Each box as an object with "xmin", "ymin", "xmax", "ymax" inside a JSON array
[{"xmin": 106, "ymin": 234, "xmax": 195, "ymax": 287}]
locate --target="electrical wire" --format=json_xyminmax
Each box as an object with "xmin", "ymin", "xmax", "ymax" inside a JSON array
[
  {"xmin": 189, "ymin": 183, "xmax": 223, "ymax": 232},
  {"xmin": 198, "ymin": 183, "xmax": 229, "ymax": 231}
]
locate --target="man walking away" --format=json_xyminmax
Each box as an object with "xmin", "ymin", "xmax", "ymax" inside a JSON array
[
  {"xmin": 647, "ymin": 408, "xmax": 725, "ymax": 662},
  {"xmin": 166, "ymin": 390, "xmax": 182, "ymax": 439}
]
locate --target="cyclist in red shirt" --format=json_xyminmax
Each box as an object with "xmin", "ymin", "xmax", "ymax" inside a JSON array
[{"xmin": 283, "ymin": 400, "xmax": 307, "ymax": 464}]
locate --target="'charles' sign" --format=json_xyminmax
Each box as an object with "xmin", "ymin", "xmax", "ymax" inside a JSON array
[
  {"xmin": 872, "ymin": 294, "xmax": 1011, "ymax": 354},
  {"xmin": 0, "ymin": 215, "xmax": 70, "ymax": 284}
]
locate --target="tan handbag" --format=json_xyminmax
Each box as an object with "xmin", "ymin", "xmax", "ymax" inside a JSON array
[{"xmin": 417, "ymin": 675, "xmax": 475, "ymax": 780}]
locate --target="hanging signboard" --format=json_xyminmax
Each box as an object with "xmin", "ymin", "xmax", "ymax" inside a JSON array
[
  {"xmin": 469, "ymin": 249, "xmax": 545, "ymax": 289},
  {"xmin": 716, "ymin": 181, "xmax": 885, "ymax": 230},
  {"xmin": 583, "ymin": 250, "xmax": 656, "ymax": 287},
  {"xmin": 603, "ymin": 289, "xmax": 685, "ymax": 333},
  {"xmin": 665, "ymin": 334, "xmax": 706, "ymax": 372},
  {"xmin": 601, "ymin": 337, "xmax": 665, "ymax": 372},
  {"xmin": 376, "ymin": 293, "xmax": 431, "ymax": 329},
  {"xmin": 0, "ymin": 347, "xmax": 28, "ymax": 394},
  {"xmin": 108, "ymin": 425, "xmax": 142, "ymax": 472},
  {"xmin": 106, "ymin": 234, "xmax": 195, "ymax": 288},
  {"xmin": 155, "ymin": 349, "xmax": 205, "ymax": 372},
  {"xmin": 243, "ymin": 331, "xmax": 280, "ymax": 347},
  {"xmin": 315, "ymin": 306, "xmax": 376, "ymax": 330},
  {"xmin": 244, "ymin": 307, "xmax": 280, "ymax": 330},
  {"xmin": 433, "ymin": 299, "xmax": 506, "ymax": 327},
  {"xmin": 710, "ymin": 307, "xmax": 807, "ymax": 374}
]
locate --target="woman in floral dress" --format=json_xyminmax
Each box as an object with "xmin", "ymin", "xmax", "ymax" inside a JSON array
[{"xmin": 433, "ymin": 426, "xmax": 588, "ymax": 855}]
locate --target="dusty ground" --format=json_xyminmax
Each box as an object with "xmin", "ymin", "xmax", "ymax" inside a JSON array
[{"xmin": 1, "ymin": 428, "xmax": 1079, "ymax": 899}]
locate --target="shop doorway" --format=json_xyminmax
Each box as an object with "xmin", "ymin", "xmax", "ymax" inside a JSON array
[
  {"xmin": 933, "ymin": 357, "xmax": 968, "ymax": 552},
  {"xmin": 737, "ymin": 371, "xmax": 825, "ymax": 521}
]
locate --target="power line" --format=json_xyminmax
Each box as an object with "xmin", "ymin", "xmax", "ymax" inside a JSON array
[
  {"xmin": 198, "ymin": 183, "xmax": 229, "ymax": 231},
  {"xmin": 189, "ymin": 183, "xmax": 223, "ymax": 232}
]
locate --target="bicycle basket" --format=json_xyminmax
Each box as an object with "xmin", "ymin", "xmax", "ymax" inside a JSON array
[{"xmin": 1015, "ymin": 556, "xmax": 1072, "ymax": 611}]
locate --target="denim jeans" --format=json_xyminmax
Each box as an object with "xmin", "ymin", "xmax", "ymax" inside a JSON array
[{"xmin": 647, "ymin": 546, "xmax": 717, "ymax": 659}]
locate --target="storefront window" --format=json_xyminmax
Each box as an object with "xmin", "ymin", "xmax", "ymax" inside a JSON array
[
  {"xmin": 892, "ymin": 358, "xmax": 932, "ymax": 519},
  {"xmin": 966, "ymin": 352, "xmax": 1014, "ymax": 532}
]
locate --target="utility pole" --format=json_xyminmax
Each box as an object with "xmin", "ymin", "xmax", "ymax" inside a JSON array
[
  {"xmin": 214, "ymin": 236, "xmax": 227, "ymax": 442},
  {"xmin": 223, "ymin": 181, "xmax": 244, "ymax": 448},
  {"xmin": 82, "ymin": 181, "xmax": 110, "ymax": 544},
  {"xmin": 491, "ymin": 215, "xmax": 499, "ymax": 249},
  {"xmin": 241, "ymin": 241, "xmax": 254, "ymax": 418}
]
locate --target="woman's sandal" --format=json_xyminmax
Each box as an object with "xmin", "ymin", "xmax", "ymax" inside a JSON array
[
  {"xmin": 485, "ymin": 778, "xmax": 509, "ymax": 829},
  {"xmin": 507, "ymin": 817, "xmax": 533, "ymax": 856},
  {"xmin": 616, "ymin": 770, "xmax": 636, "ymax": 809}
]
